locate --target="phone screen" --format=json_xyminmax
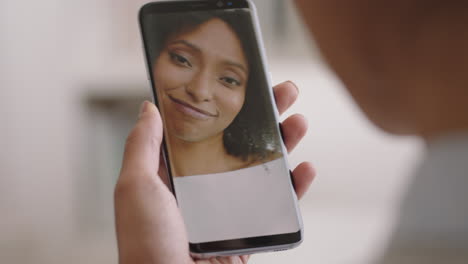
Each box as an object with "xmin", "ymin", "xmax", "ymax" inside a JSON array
[{"xmin": 140, "ymin": 3, "xmax": 301, "ymax": 247}]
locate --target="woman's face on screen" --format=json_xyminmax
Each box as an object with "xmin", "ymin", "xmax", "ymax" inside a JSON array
[{"xmin": 153, "ymin": 18, "xmax": 249, "ymax": 143}]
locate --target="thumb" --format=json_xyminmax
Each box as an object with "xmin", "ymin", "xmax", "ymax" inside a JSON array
[
  {"xmin": 115, "ymin": 101, "xmax": 190, "ymax": 263},
  {"xmin": 120, "ymin": 101, "xmax": 163, "ymax": 180}
]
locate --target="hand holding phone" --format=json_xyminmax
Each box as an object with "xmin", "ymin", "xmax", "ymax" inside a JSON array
[
  {"xmin": 115, "ymin": 82, "xmax": 315, "ymax": 263},
  {"xmin": 133, "ymin": 0, "xmax": 313, "ymax": 258}
]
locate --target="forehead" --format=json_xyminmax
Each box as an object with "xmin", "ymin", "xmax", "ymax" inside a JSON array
[{"xmin": 170, "ymin": 18, "xmax": 248, "ymax": 67}]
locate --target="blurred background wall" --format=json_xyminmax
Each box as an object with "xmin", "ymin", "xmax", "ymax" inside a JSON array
[{"xmin": 0, "ymin": 0, "xmax": 422, "ymax": 263}]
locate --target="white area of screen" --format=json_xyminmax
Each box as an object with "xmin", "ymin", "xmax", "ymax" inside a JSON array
[{"xmin": 173, "ymin": 157, "xmax": 301, "ymax": 243}]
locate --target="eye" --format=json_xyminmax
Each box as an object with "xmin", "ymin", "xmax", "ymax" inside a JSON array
[
  {"xmin": 169, "ymin": 52, "xmax": 192, "ymax": 67},
  {"xmin": 220, "ymin": 76, "xmax": 241, "ymax": 87}
]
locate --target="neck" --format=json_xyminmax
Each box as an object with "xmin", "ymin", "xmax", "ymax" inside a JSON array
[
  {"xmin": 167, "ymin": 133, "xmax": 235, "ymax": 176},
  {"xmin": 414, "ymin": 88, "xmax": 468, "ymax": 143},
  {"xmin": 422, "ymin": 122, "xmax": 468, "ymax": 144}
]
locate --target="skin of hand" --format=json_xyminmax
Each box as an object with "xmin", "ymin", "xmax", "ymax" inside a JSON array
[{"xmin": 114, "ymin": 81, "xmax": 316, "ymax": 264}]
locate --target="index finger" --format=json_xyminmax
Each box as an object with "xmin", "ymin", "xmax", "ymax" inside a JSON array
[{"xmin": 273, "ymin": 81, "xmax": 299, "ymax": 115}]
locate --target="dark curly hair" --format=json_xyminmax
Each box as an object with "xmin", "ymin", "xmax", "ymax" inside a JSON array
[{"xmin": 142, "ymin": 9, "xmax": 282, "ymax": 162}]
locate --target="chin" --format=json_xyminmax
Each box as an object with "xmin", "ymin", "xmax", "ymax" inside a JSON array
[
  {"xmin": 365, "ymin": 110, "xmax": 416, "ymax": 136},
  {"xmin": 174, "ymin": 132, "xmax": 200, "ymax": 142},
  {"xmin": 174, "ymin": 132, "xmax": 208, "ymax": 143},
  {"xmin": 351, "ymin": 92, "xmax": 416, "ymax": 136}
]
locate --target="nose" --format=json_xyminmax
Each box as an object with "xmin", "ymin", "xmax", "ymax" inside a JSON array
[{"xmin": 185, "ymin": 70, "xmax": 214, "ymax": 102}]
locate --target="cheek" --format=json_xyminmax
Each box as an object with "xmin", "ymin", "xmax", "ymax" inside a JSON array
[
  {"xmin": 216, "ymin": 88, "xmax": 246, "ymax": 119},
  {"xmin": 153, "ymin": 55, "xmax": 191, "ymax": 90}
]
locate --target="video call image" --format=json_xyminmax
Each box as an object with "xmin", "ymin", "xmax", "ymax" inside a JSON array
[{"xmin": 142, "ymin": 9, "xmax": 300, "ymax": 243}]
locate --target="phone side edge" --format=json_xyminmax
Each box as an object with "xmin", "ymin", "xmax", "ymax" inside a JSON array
[{"xmin": 137, "ymin": 2, "xmax": 177, "ymax": 196}]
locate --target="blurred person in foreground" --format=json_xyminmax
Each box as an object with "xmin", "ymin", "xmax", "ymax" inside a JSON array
[
  {"xmin": 114, "ymin": 1, "xmax": 468, "ymax": 264},
  {"xmin": 295, "ymin": 0, "xmax": 468, "ymax": 263}
]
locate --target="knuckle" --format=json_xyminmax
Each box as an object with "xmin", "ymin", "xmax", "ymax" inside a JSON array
[
  {"xmin": 114, "ymin": 173, "xmax": 176, "ymax": 208},
  {"xmin": 124, "ymin": 125, "xmax": 142, "ymax": 146},
  {"xmin": 114, "ymin": 172, "xmax": 157, "ymax": 200},
  {"xmin": 124, "ymin": 121, "xmax": 162, "ymax": 152}
]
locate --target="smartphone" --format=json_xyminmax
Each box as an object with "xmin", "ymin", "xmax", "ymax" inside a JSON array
[{"xmin": 139, "ymin": 0, "xmax": 303, "ymax": 258}]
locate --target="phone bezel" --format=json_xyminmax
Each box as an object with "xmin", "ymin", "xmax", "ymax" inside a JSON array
[{"xmin": 138, "ymin": 0, "xmax": 303, "ymax": 257}]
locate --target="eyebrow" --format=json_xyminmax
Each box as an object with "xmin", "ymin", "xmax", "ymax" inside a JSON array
[
  {"xmin": 169, "ymin": 39, "xmax": 248, "ymax": 75},
  {"xmin": 222, "ymin": 60, "xmax": 248, "ymax": 75},
  {"xmin": 169, "ymin": 39, "xmax": 201, "ymax": 52}
]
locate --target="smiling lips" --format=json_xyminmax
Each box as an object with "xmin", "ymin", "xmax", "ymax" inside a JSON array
[{"xmin": 168, "ymin": 95, "xmax": 218, "ymax": 120}]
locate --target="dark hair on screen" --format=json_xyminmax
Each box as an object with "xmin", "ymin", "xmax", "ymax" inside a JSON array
[{"xmin": 143, "ymin": 10, "xmax": 282, "ymax": 162}]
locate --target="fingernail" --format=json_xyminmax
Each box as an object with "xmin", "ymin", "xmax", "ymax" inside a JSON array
[
  {"xmin": 287, "ymin": 80, "xmax": 299, "ymax": 95},
  {"xmin": 139, "ymin": 101, "xmax": 150, "ymax": 118}
]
